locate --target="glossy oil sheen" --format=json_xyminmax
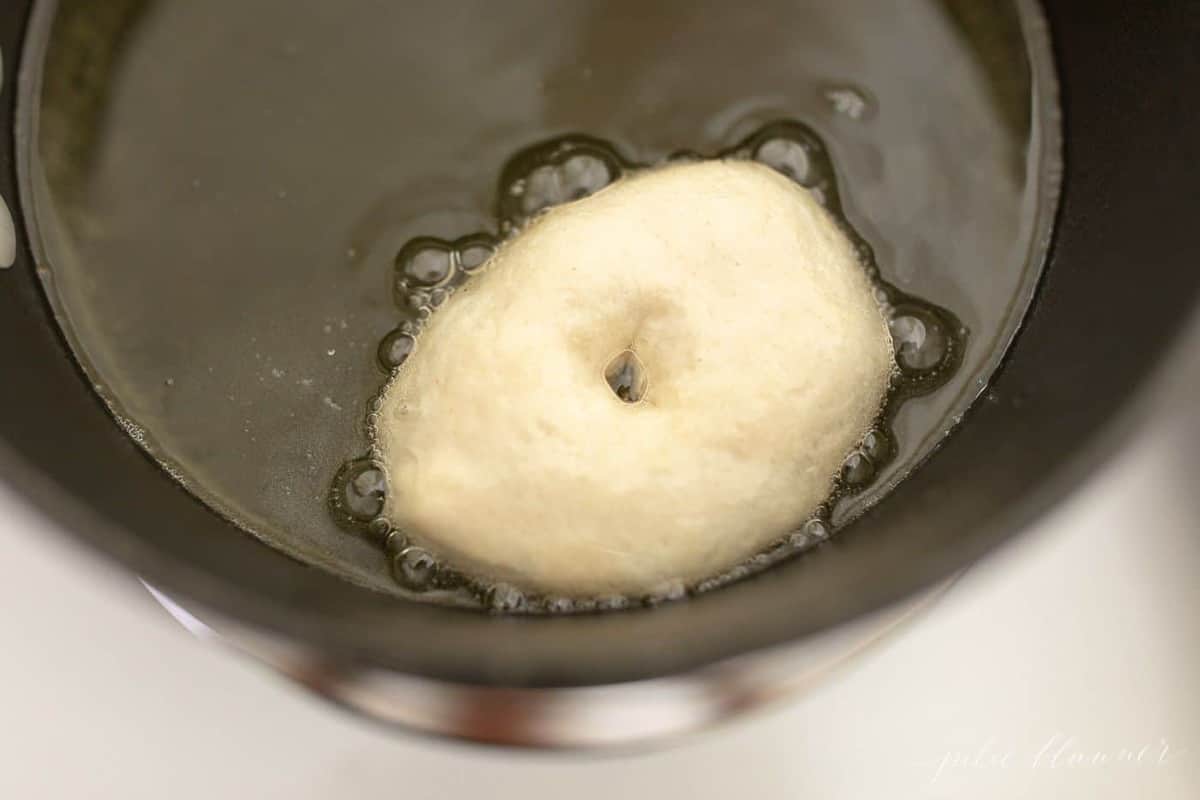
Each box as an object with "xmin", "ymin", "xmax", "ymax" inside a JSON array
[{"xmin": 22, "ymin": 0, "xmax": 1060, "ymax": 594}]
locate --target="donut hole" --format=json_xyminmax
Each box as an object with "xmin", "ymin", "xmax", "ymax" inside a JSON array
[{"xmin": 604, "ymin": 349, "xmax": 648, "ymax": 403}]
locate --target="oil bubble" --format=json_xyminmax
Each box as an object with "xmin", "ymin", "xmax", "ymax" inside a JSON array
[
  {"xmin": 841, "ymin": 450, "xmax": 875, "ymax": 487},
  {"xmin": 754, "ymin": 138, "xmax": 813, "ymax": 186},
  {"xmin": 890, "ymin": 311, "xmax": 948, "ymax": 372},
  {"xmin": 643, "ymin": 580, "xmax": 687, "ymax": 606},
  {"xmin": 367, "ymin": 516, "xmax": 392, "ymax": 541},
  {"xmin": 331, "ymin": 458, "xmax": 386, "ymax": 522},
  {"xmin": 544, "ymin": 596, "xmax": 575, "ymax": 614},
  {"xmin": 861, "ymin": 429, "xmax": 892, "ymax": 464},
  {"xmin": 455, "ymin": 235, "xmax": 495, "ymax": 273},
  {"xmin": 521, "ymin": 165, "xmax": 563, "ymax": 216},
  {"xmin": 723, "ymin": 564, "xmax": 753, "ymax": 584},
  {"xmin": 787, "ymin": 529, "xmax": 812, "ymax": 550},
  {"xmin": 378, "ymin": 329, "xmax": 416, "ymax": 371},
  {"xmin": 497, "ymin": 136, "xmax": 627, "ymax": 226},
  {"xmin": 397, "ymin": 238, "xmax": 454, "ymax": 287},
  {"xmin": 519, "ymin": 156, "xmax": 612, "ymax": 216},
  {"xmin": 802, "ymin": 518, "xmax": 831, "ymax": 542},
  {"xmin": 750, "ymin": 551, "xmax": 775, "ymax": 569},
  {"xmin": 393, "ymin": 546, "xmax": 437, "ymax": 590},
  {"xmin": 383, "ymin": 529, "xmax": 408, "ymax": 554},
  {"xmin": 351, "ymin": 467, "xmax": 385, "ymax": 503},
  {"xmin": 488, "ymin": 582, "xmax": 527, "ymax": 612},
  {"xmin": 596, "ymin": 595, "xmax": 629, "ymax": 611},
  {"xmin": 564, "ymin": 154, "xmax": 614, "ymax": 197}
]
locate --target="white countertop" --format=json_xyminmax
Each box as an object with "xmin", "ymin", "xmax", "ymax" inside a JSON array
[{"xmin": 2, "ymin": 399, "xmax": 1198, "ymax": 799}]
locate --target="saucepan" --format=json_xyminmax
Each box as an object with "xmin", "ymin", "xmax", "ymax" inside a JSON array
[{"xmin": 0, "ymin": 0, "xmax": 1196, "ymax": 747}]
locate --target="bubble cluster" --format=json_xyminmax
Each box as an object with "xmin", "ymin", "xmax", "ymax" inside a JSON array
[
  {"xmin": 496, "ymin": 136, "xmax": 625, "ymax": 229},
  {"xmin": 544, "ymin": 596, "xmax": 575, "ymax": 614},
  {"xmin": 392, "ymin": 234, "xmax": 498, "ymax": 327},
  {"xmin": 595, "ymin": 595, "xmax": 630, "ymax": 612},
  {"xmin": 488, "ymin": 583, "xmax": 527, "ymax": 613},
  {"xmin": 520, "ymin": 155, "xmax": 613, "ymax": 216},
  {"xmin": 330, "ymin": 120, "xmax": 966, "ymax": 614},
  {"xmin": 834, "ymin": 428, "xmax": 895, "ymax": 493},
  {"xmin": 735, "ymin": 120, "xmax": 841, "ymax": 214},
  {"xmin": 643, "ymin": 580, "xmax": 687, "ymax": 606}
]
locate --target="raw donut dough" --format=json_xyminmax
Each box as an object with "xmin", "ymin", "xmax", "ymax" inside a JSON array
[{"xmin": 376, "ymin": 160, "xmax": 893, "ymax": 596}]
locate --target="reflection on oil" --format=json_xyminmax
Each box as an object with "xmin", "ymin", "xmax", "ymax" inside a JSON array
[
  {"xmin": 36, "ymin": 0, "xmax": 151, "ymax": 221},
  {"xmin": 939, "ymin": 0, "xmax": 1033, "ymax": 148}
]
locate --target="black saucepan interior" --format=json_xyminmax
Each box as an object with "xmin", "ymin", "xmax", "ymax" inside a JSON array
[{"xmin": 0, "ymin": 0, "xmax": 1197, "ymax": 687}]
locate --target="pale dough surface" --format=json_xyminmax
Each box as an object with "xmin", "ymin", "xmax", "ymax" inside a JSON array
[{"xmin": 377, "ymin": 160, "xmax": 892, "ymax": 596}]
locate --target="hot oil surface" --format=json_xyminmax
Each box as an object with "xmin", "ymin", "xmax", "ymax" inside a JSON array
[
  {"xmin": 334, "ymin": 125, "xmax": 966, "ymax": 612},
  {"xmin": 23, "ymin": 0, "xmax": 1060, "ymax": 600}
]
